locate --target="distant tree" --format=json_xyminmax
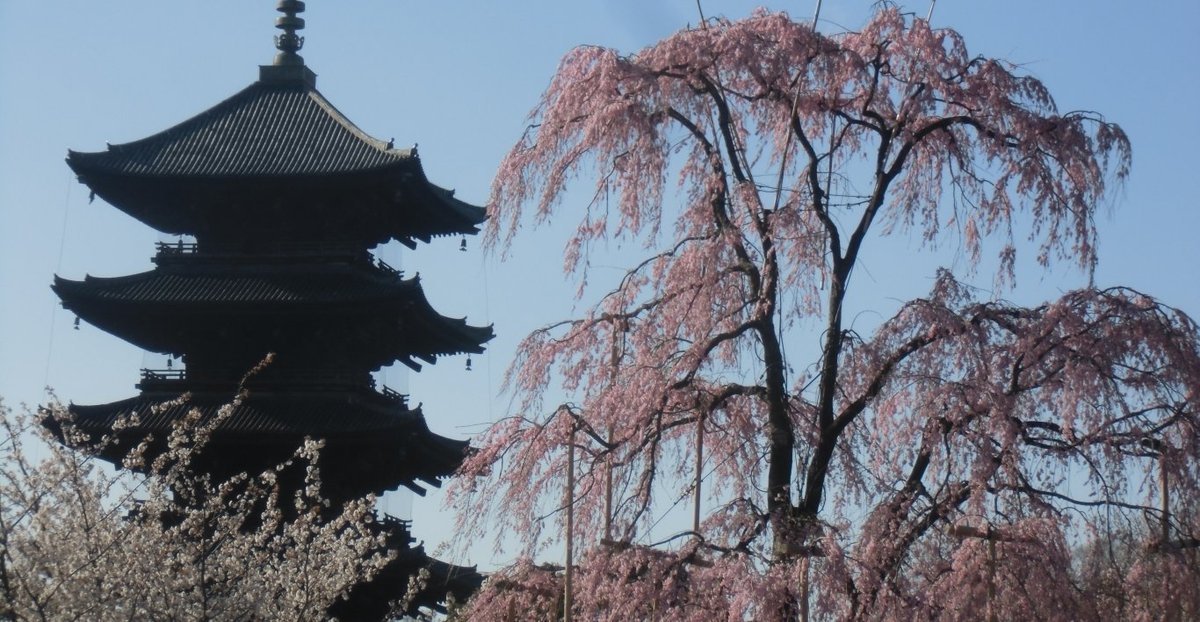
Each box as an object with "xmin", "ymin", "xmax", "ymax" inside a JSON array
[
  {"xmin": 451, "ymin": 8, "xmax": 1199, "ymax": 621},
  {"xmin": 0, "ymin": 397, "xmax": 392, "ymax": 621}
]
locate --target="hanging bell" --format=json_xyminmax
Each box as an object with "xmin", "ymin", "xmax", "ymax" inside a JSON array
[
  {"xmin": 459, "ymin": 237, "xmax": 467, "ymax": 252},
  {"xmin": 73, "ymin": 316, "xmax": 80, "ymax": 330},
  {"xmin": 166, "ymin": 357, "xmax": 173, "ymax": 369},
  {"xmin": 465, "ymin": 355, "xmax": 473, "ymax": 371}
]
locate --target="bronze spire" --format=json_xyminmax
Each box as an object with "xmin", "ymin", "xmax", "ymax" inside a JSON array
[
  {"xmin": 273, "ymin": 0, "xmax": 306, "ymax": 66},
  {"xmin": 260, "ymin": 0, "xmax": 315, "ymax": 85}
]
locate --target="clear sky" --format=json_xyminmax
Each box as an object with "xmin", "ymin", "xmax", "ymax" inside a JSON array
[{"xmin": 2, "ymin": 1, "xmax": 1198, "ymax": 569}]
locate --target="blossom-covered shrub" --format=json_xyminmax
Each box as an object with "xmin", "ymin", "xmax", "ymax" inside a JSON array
[{"xmin": 0, "ymin": 397, "xmax": 393, "ymax": 620}]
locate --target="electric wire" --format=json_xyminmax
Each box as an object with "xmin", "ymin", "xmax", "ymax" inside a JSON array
[{"xmin": 42, "ymin": 171, "xmax": 74, "ymax": 394}]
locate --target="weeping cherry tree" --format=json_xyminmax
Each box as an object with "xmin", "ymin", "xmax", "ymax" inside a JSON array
[{"xmin": 451, "ymin": 8, "xmax": 1198, "ymax": 621}]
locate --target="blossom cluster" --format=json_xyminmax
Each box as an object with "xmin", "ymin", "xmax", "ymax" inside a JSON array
[{"xmin": 0, "ymin": 398, "xmax": 393, "ymax": 620}]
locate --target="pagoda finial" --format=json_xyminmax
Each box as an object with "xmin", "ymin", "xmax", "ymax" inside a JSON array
[{"xmin": 273, "ymin": 0, "xmax": 306, "ymax": 66}]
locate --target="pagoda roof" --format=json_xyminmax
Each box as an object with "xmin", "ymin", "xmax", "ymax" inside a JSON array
[
  {"xmin": 62, "ymin": 391, "xmax": 468, "ymax": 496},
  {"xmin": 53, "ymin": 262, "xmax": 493, "ymax": 364},
  {"xmin": 65, "ymin": 73, "xmax": 486, "ymax": 243},
  {"xmin": 55, "ymin": 263, "xmax": 422, "ymax": 304},
  {"xmin": 68, "ymin": 79, "xmax": 412, "ymax": 178}
]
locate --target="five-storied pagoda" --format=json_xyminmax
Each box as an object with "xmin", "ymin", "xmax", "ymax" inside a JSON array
[{"xmin": 50, "ymin": 2, "xmax": 491, "ymax": 617}]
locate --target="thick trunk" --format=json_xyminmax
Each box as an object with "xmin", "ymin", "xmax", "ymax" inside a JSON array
[
  {"xmin": 761, "ymin": 321, "xmax": 796, "ymax": 559},
  {"xmin": 756, "ymin": 222, "xmax": 798, "ymax": 563}
]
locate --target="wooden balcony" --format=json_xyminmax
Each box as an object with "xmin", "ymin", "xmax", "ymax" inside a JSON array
[
  {"xmin": 152, "ymin": 241, "xmax": 403, "ymax": 278},
  {"xmin": 137, "ymin": 368, "xmax": 405, "ymax": 403}
]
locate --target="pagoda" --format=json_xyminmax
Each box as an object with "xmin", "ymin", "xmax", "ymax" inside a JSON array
[{"xmin": 50, "ymin": 2, "xmax": 491, "ymax": 617}]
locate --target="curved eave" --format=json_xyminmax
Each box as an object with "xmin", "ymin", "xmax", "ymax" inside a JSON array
[
  {"xmin": 407, "ymin": 161, "xmax": 487, "ymax": 236},
  {"xmin": 68, "ymin": 159, "xmax": 485, "ymax": 244},
  {"xmin": 52, "ymin": 267, "xmax": 427, "ymax": 306},
  {"xmin": 65, "ymin": 147, "xmax": 413, "ymax": 181},
  {"xmin": 400, "ymin": 275, "xmax": 495, "ymax": 358},
  {"xmin": 65, "ymin": 75, "xmax": 486, "ymax": 243},
  {"xmin": 52, "ymin": 270, "xmax": 493, "ymax": 362},
  {"xmin": 56, "ymin": 394, "xmax": 469, "ymax": 493}
]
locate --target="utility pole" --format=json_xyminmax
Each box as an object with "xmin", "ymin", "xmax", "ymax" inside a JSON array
[
  {"xmin": 563, "ymin": 420, "xmax": 576, "ymax": 622},
  {"xmin": 693, "ymin": 414, "xmax": 704, "ymax": 533},
  {"xmin": 949, "ymin": 523, "xmax": 1034, "ymax": 622}
]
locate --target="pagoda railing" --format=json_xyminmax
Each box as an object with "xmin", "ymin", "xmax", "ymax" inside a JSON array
[
  {"xmin": 152, "ymin": 242, "xmax": 405, "ymax": 280},
  {"xmin": 154, "ymin": 240, "xmax": 371, "ymax": 262},
  {"xmin": 155, "ymin": 241, "xmax": 200, "ymax": 255},
  {"xmin": 140, "ymin": 368, "xmax": 366, "ymax": 385},
  {"xmin": 140, "ymin": 369, "xmax": 187, "ymax": 382},
  {"xmin": 380, "ymin": 385, "xmax": 406, "ymax": 403},
  {"xmin": 374, "ymin": 257, "xmax": 403, "ymax": 278},
  {"xmin": 376, "ymin": 514, "xmax": 415, "ymax": 547},
  {"xmin": 138, "ymin": 369, "xmax": 406, "ymax": 402},
  {"xmin": 136, "ymin": 368, "xmax": 197, "ymax": 393}
]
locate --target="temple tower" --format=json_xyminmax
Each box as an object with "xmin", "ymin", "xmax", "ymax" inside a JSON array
[{"xmin": 51, "ymin": 2, "xmax": 491, "ymax": 617}]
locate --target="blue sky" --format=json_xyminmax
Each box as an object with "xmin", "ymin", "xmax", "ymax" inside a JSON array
[{"xmin": 2, "ymin": 1, "xmax": 1198, "ymax": 567}]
